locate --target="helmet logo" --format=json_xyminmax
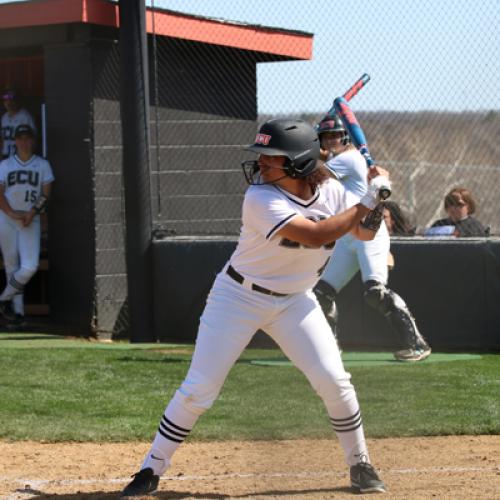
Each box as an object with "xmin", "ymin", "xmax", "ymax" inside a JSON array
[
  {"xmin": 319, "ymin": 120, "xmax": 335, "ymax": 131},
  {"xmin": 255, "ymin": 133, "xmax": 271, "ymax": 145}
]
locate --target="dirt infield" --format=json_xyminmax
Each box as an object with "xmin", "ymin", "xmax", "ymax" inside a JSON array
[{"xmin": 0, "ymin": 435, "xmax": 498, "ymax": 499}]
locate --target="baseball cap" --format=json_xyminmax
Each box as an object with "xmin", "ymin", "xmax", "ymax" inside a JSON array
[
  {"xmin": 2, "ymin": 89, "xmax": 16, "ymax": 101},
  {"xmin": 14, "ymin": 124, "xmax": 35, "ymax": 138}
]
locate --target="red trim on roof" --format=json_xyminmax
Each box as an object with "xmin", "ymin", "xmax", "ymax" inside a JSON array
[
  {"xmin": 145, "ymin": 10, "xmax": 311, "ymax": 59},
  {"xmin": 0, "ymin": 0, "xmax": 312, "ymax": 60},
  {"xmin": 0, "ymin": 0, "xmax": 85, "ymax": 27}
]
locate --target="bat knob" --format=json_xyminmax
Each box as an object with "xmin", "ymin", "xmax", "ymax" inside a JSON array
[{"xmin": 379, "ymin": 187, "xmax": 391, "ymax": 200}]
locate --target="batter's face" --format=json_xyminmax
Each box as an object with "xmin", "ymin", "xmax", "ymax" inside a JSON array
[
  {"xmin": 320, "ymin": 131, "xmax": 345, "ymax": 155},
  {"xmin": 258, "ymin": 154, "xmax": 288, "ymax": 183}
]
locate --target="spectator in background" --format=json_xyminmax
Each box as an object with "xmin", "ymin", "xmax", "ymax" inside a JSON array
[
  {"xmin": 427, "ymin": 187, "xmax": 488, "ymax": 237},
  {"xmin": 381, "ymin": 201, "xmax": 415, "ymax": 236},
  {"xmin": 1, "ymin": 89, "xmax": 36, "ymax": 159}
]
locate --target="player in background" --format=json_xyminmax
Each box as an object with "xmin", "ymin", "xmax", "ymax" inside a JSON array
[
  {"xmin": 0, "ymin": 124, "xmax": 54, "ymax": 328},
  {"xmin": 121, "ymin": 119, "xmax": 389, "ymax": 497},
  {"xmin": 1, "ymin": 89, "xmax": 36, "ymax": 159},
  {"xmin": 313, "ymin": 115, "xmax": 431, "ymax": 362}
]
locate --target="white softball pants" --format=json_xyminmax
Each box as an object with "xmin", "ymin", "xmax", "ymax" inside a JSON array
[
  {"xmin": 322, "ymin": 220, "xmax": 390, "ymax": 292},
  {"xmin": 142, "ymin": 267, "xmax": 371, "ymax": 474},
  {"xmin": 0, "ymin": 210, "xmax": 41, "ymax": 310}
]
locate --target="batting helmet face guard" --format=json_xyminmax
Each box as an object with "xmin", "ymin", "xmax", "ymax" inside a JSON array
[
  {"xmin": 242, "ymin": 119, "xmax": 320, "ymax": 185},
  {"xmin": 317, "ymin": 114, "xmax": 350, "ymax": 145}
]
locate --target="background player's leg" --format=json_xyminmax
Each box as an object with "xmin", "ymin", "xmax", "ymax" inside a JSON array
[
  {"xmin": 10, "ymin": 220, "xmax": 40, "ymax": 324},
  {"xmin": 314, "ymin": 236, "xmax": 359, "ymax": 340},
  {"xmin": 320, "ymin": 236, "xmax": 359, "ymax": 295},
  {"xmin": 356, "ymin": 223, "xmax": 389, "ymax": 286},
  {"xmin": 0, "ymin": 218, "xmax": 40, "ymax": 302},
  {"xmin": 11, "ymin": 294, "xmax": 24, "ymax": 317},
  {"xmin": 358, "ymin": 224, "xmax": 431, "ymax": 361},
  {"xmin": 0, "ymin": 212, "xmax": 21, "ymax": 318},
  {"xmin": 267, "ymin": 291, "xmax": 371, "ymax": 467},
  {"xmin": 140, "ymin": 272, "xmax": 272, "ymax": 476}
]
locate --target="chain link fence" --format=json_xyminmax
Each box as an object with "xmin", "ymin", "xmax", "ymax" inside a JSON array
[{"xmin": 143, "ymin": 0, "xmax": 499, "ymax": 236}]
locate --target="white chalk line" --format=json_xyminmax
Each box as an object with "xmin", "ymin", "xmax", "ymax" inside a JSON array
[{"xmin": 1, "ymin": 465, "xmax": 499, "ymax": 491}]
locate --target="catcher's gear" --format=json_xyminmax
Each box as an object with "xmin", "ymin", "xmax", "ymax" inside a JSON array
[
  {"xmin": 313, "ymin": 279, "xmax": 339, "ymax": 339},
  {"xmin": 363, "ymin": 280, "xmax": 430, "ymax": 351},
  {"xmin": 243, "ymin": 119, "xmax": 320, "ymax": 184},
  {"xmin": 361, "ymin": 202, "xmax": 384, "ymax": 232},
  {"xmin": 314, "ymin": 279, "xmax": 337, "ymax": 316},
  {"xmin": 317, "ymin": 114, "xmax": 350, "ymax": 145}
]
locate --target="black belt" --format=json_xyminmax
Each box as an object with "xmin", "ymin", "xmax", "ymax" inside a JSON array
[{"xmin": 226, "ymin": 265, "xmax": 288, "ymax": 297}]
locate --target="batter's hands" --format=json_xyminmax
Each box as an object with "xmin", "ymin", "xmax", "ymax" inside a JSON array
[
  {"xmin": 368, "ymin": 166, "xmax": 392, "ymax": 201},
  {"xmin": 367, "ymin": 165, "xmax": 389, "ymax": 181}
]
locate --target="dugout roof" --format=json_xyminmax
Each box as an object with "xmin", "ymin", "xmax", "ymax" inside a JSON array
[{"xmin": 0, "ymin": 0, "xmax": 313, "ymax": 60}]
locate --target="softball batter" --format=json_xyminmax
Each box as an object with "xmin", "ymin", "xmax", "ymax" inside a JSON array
[
  {"xmin": 122, "ymin": 119, "xmax": 389, "ymax": 497},
  {"xmin": 0, "ymin": 124, "xmax": 54, "ymax": 326},
  {"xmin": 314, "ymin": 115, "xmax": 431, "ymax": 361}
]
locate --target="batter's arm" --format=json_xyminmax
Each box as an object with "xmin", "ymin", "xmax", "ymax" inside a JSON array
[
  {"xmin": 277, "ymin": 203, "xmax": 371, "ymax": 248},
  {"xmin": 351, "ymin": 223, "xmax": 377, "ymax": 241}
]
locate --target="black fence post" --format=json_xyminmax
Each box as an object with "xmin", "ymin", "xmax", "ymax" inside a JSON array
[{"xmin": 119, "ymin": 0, "xmax": 155, "ymax": 342}]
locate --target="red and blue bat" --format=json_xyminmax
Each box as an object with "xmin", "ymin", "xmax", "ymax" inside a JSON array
[
  {"xmin": 333, "ymin": 95, "xmax": 392, "ymax": 200},
  {"xmin": 343, "ymin": 73, "xmax": 371, "ymax": 102},
  {"xmin": 325, "ymin": 73, "xmax": 370, "ymax": 121}
]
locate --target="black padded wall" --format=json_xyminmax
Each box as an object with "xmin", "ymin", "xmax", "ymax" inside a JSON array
[{"xmin": 153, "ymin": 238, "xmax": 500, "ymax": 351}]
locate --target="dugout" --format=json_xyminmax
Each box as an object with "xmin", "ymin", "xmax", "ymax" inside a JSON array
[{"xmin": 0, "ymin": 0, "xmax": 313, "ymax": 335}]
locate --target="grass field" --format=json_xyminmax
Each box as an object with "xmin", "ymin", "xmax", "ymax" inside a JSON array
[{"xmin": 0, "ymin": 333, "xmax": 498, "ymax": 442}]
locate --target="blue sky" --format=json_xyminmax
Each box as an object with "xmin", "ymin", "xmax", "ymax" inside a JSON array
[{"xmin": 2, "ymin": 0, "xmax": 499, "ymax": 113}]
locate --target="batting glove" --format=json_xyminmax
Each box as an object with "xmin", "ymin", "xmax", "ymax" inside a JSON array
[{"xmin": 360, "ymin": 176, "xmax": 392, "ymax": 209}]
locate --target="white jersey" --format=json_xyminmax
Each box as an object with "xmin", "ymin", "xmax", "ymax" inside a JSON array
[
  {"xmin": 0, "ymin": 154, "xmax": 54, "ymax": 212},
  {"xmin": 229, "ymin": 178, "xmax": 349, "ymax": 294},
  {"xmin": 1, "ymin": 109, "xmax": 36, "ymax": 157},
  {"xmin": 326, "ymin": 148, "xmax": 367, "ymax": 202}
]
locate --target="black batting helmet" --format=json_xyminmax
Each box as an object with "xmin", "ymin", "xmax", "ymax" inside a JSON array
[
  {"xmin": 317, "ymin": 114, "xmax": 350, "ymax": 145},
  {"xmin": 242, "ymin": 119, "xmax": 320, "ymax": 184}
]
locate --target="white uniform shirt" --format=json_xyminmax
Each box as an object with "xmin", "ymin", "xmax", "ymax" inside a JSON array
[
  {"xmin": 1, "ymin": 109, "xmax": 37, "ymax": 157},
  {"xmin": 326, "ymin": 149, "xmax": 367, "ymax": 202},
  {"xmin": 0, "ymin": 154, "xmax": 54, "ymax": 212},
  {"xmin": 229, "ymin": 178, "xmax": 349, "ymax": 294}
]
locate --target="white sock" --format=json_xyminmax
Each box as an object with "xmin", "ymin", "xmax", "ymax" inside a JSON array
[
  {"xmin": 12, "ymin": 294, "xmax": 24, "ymax": 315},
  {"xmin": 141, "ymin": 396, "xmax": 200, "ymax": 476},
  {"xmin": 328, "ymin": 395, "xmax": 370, "ymax": 466},
  {"xmin": 0, "ymin": 275, "xmax": 24, "ymax": 302}
]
